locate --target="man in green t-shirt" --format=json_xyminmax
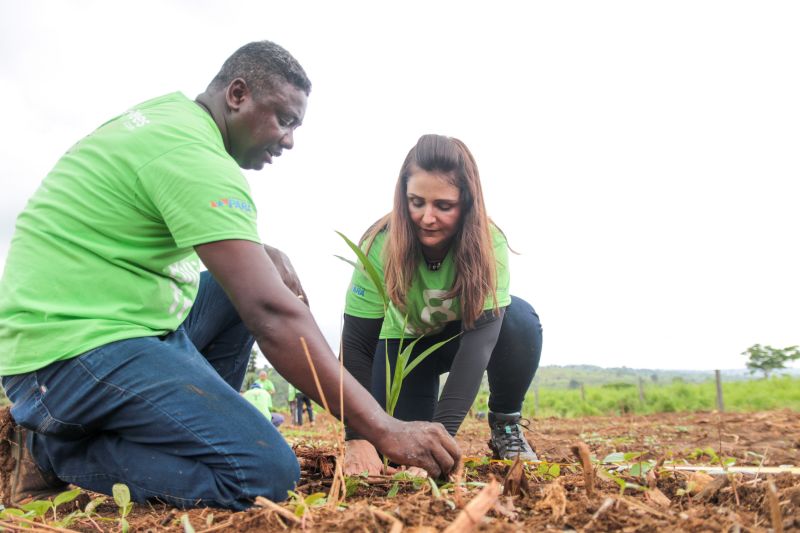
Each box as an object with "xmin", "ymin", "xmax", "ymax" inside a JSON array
[{"xmin": 0, "ymin": 41, "xmax": 459, "ymax": 510}]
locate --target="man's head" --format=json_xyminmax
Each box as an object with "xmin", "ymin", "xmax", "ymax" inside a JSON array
[
  {"xmin": 203, "ymin": 41, "xmax": 312, "ymax": 170},
  {"xmin": 258, "ymin": 370, "xmax": 268, "ymax": 380}
]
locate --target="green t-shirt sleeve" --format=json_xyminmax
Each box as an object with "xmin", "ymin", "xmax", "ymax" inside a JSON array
[
  {"xmin": 485, "ymin": 227, "xmax": 512, "ymax": 310},
  {"xmin": 343, "ymin": 233, "xmax": 387, "ymax": 319},
  {"xmin": 137, "ymin": 143, "xmax": 260, "ymax": 248}
]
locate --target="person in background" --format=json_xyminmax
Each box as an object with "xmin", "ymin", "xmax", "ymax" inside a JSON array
[
  {"xmin": 0, "ymin": 42, "xmax": 460, "ymax": 510},
  {"xmin": 340, "ymin": 134, "xmax": 543, "ymax": 476},
  {"xmin": 294, "ymin": 390, "xmax": 315, "ymax": 426},
  {"xmin": 255, "ymin": 369, "xmax": 275, "ymax": 393},
  {"xmin": 242, "ymin": 382, "xmax": 284, "ymax": 427}
]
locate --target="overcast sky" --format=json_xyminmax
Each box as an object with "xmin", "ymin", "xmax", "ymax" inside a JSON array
[{"xmin": 1, "ymin": 1, "xmax": 798, "ymax": 371}]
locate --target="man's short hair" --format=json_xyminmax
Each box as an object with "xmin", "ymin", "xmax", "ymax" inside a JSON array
[{"xmin": 208, "ymin": 40, "xmax": 311, "ymax": 97}]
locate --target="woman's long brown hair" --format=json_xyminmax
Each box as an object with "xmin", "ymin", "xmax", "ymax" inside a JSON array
[{"xmin": 361, "ymin": 134, "xmax": 499, "ymax": 329}]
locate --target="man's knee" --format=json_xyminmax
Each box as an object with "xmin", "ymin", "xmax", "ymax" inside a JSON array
[{"xmin": 238, "ymin": 441, "xmax": 300, "ymax": 502}]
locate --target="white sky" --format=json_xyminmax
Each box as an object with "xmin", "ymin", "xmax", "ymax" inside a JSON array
[{"xmin": 1, "ymin": 1, "xmax": 798, "ymax": 371}]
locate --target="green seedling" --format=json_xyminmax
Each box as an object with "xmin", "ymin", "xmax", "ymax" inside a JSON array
[
  {"xmin": 336, "ymin": 231, "xmax": 457, "ymax": 419},
  {"xmin": 344, "ymin": 474, "xmax": 370, "ymax": 497},
  {"xmin": 597, "ymin": 467, "xmax": 646, "ymax": 495},
  {"xmin": 602, "ymin": 451, "xmax": 654, "ymax": 480},
  {"xmin": 392, "ymin": 470, "xmax": 426, "ymax": 490},
  {"xmin": 181, "ymin": 513, "xmax": 196, "ymax": 533},
  {"xmin": 287, "ymin": 490, "xmax": 327, "ymax": 518},
  {"xmin": 112, "ymin": 483, "xmax": 133, "ymax": 533},
  {"xmin": 19, "ymin": 499, "xmax": 51, "ymax": 519},
  {"xmin": 536, "ymin": 461, "xmax": 561, "ymax": 480},
  {"xmin": 387, "ymin": 482, "xmax": 400, "ymax": 498}
]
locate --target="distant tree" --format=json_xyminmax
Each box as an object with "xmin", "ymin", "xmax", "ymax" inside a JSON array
[
  {"xmin": 568, "ymin": 379, "xmax": 581, "ymax": 390},
  {"xmin": 650, "ymin": 373, "xmax": 659, "ymax": 383},
  {"xmin": 241, "ymin": 348, "xmax": 259, "ymax": 391},
  {"xmin": 743, "ymin": 344, "xmax": 800, "ymax": 379}
]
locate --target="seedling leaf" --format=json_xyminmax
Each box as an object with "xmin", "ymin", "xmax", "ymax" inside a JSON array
[
  {"xmin": 305, "ymin": 492, "xmax": 327, "ymax": 507},
  {"xmin": 54, "ymin": 488, "xmax": 82, "ymax": 507},
  {"xmin": 20, "ymin": 500, "xmax": 51, "ymax": 517},
  {"xmin": 335, "ymin": 231, "xmax": 387, "ymax": 309},
  {"xmin": 603, "ymin": 452, "xmax": 625, "ymax": 463},
  {"xmin": 112, "ymin": 483, "xmax": 131, "ymax": 512}
]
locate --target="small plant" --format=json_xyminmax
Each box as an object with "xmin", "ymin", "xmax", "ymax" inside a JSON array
[
  {"xmin": 336, "ymin": 231, "xmax": 457, "ymax": 417},
  {"xmin": 286, "ymin": 490, "xmax": 327, "ymax": 518},
  {"xmin": 113, "ymin": 483, "xmax": 133, "ymax": 533},
  {"xmin": 536, "ymin": 460, "xmax": 561, "ymax": 480}
]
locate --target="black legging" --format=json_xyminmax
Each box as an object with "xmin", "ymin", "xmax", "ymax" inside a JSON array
[{"xmin": 343, "ymin": 295, "xmax": 542, "ymax": 437}]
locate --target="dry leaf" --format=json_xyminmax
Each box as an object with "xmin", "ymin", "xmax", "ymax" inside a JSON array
[{"xmin": 534, "ymin": 480, "xmax": 567, "ymax": 521}]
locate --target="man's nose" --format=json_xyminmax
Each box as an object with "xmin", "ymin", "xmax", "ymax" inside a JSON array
[{"xmin": 281, "ymin": 129, "xmax": 295, "ymax": 150}]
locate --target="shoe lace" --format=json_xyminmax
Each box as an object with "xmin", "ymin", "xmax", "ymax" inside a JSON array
[{"xmin": 495, "ymin": 418, "xmax": 530, "ymax": 452}]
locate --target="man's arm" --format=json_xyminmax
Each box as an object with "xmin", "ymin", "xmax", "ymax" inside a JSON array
[{"xmin": 195, "ymin": 239, "xmax": 460, "ymax": 477}]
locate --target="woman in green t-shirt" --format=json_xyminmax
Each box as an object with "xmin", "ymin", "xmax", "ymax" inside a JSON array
[{"xmin": 341, "ymin": 134, "xmax": 543, "ymax": 475}]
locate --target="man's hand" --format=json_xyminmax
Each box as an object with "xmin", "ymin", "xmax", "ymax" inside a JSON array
[
  {"xmin": 263, "ymin": 244, "xmax": 309, "ymax": 306},
  {"xmin": 375, "ymin": 420, "xmax": 461, "ymax": 479},
  {"xmin": 344, "ymin": 439, "xmax": 394, "ymax": 476}
]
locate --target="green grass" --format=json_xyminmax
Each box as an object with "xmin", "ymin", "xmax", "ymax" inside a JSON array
[{"xmin": 473, "ymin": 376, "xmax": 800, "ymax": 418}]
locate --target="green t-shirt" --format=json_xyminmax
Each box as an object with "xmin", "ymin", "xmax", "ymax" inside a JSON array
[
  {"xmin": 242, "ymin": 388, "xmax": 272, "ymax": 419},
  {"xmin": 256, "ymin": 378, "xmax": 275, "ymax": 409},
  {"xmin": 0, "ymin": 93, "xmax": 260, "ymax": 375},
  {"xmin": 344, "ymin": 226, "xmax": 511, "ymax": 338}
]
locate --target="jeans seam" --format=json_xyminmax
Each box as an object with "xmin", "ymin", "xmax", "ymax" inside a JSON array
[{"xmin": 73, "ymin": 356, "xmax": 250, "ymax": 501}]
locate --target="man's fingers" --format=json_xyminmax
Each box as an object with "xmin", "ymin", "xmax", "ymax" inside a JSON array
[{"xmin": 429, "ymin": 442, "xmax": 456, "ymax": 478}]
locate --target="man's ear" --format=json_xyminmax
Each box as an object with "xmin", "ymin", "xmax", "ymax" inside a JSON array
[{"xmin": 225, "ymin": 78, "xmax": 250, "ymax": 112}]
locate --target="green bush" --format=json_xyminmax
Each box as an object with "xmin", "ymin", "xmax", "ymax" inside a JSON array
[{"xmin": 509, "ymin": 376, "xmax": 799, "ymax": 418}]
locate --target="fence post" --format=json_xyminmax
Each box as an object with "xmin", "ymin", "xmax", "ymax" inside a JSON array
[
  {"xmin": 715, "ymin": 369, "xmax": 725, "ymax": 412},
  {"xmin": 638, "ymin": 376, "xmax": 646, "ymax": 407},
  {"xmin": 580, "ymin": 383, "xmax": 586, "ymax": 402}
]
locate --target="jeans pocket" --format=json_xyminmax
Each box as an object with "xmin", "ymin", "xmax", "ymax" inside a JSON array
[{"xmin": 10, "ymin": 373, "xmax": 87, "ymax": 439}]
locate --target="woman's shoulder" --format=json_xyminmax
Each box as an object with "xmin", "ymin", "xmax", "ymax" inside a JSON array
[{"xmin": 488, "ymin": 222, "xmax": 509, "ymax": 246}]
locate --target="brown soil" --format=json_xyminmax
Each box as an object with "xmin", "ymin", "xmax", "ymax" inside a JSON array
[{"xmin": 2, "ymin": 409, "xmax": 799, "ymax": 532}]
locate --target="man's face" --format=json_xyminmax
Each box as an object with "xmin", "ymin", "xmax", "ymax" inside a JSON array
[{"xmin": 227, "ymin": 80, "xmax": 307, "ymax": 170}]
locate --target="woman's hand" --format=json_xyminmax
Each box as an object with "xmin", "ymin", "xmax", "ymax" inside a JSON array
[{"xmin": 344, "ymin": 439, "xmax": 394, "ymax": 476}]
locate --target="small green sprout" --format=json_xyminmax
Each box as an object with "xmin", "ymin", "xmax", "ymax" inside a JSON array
[{"xmin": 112, "ymin": 483, "xmax": 133, "ymax": 533}]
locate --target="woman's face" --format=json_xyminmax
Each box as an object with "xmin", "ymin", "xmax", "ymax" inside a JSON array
[{"xmin": 406, "ymin": 168, "xmax": 462, "ymax": 258}]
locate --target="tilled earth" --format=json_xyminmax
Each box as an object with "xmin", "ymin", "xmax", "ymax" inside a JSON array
[{"xmin": 3, "ymin": 409, "xmax": 799, "ymax": 532}]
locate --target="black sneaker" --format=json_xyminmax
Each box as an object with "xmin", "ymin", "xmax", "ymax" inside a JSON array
[{"xmin": 488, "ymin": 412, "xmax": 538, "ymax": 461}]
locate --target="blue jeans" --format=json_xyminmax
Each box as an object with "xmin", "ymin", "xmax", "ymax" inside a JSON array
[{"xmin": 2, "ymin": 272, "xmax": 299, "ymax": 509}]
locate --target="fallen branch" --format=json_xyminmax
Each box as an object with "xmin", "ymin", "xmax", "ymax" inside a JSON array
[
  {"xmin": 581, "ymin": 497, "xmax": 614, "ymax": 531},
  {"xmin": 571, "ymin": 442, "xmax": 595, "ymax": 497},
  {"xmin": 617, "ymin": 495, "xmax": 671, "ymax": 519},
  {"xmin": 442, "ymin": 478, "xmax": 501, "ymax": 533},
  {"xmin": 0, "ymin": 514, "xmax": 81, "ymax": 533},
  {"xmin": 254, "ymin": 496, "xmax": 302, "ymax": 524},
  {"xmin": 371, "ymin": 508, "xmax": 403, "ymax": 533},
  {"xmin": 767, "ymin": 480, "xmax": 784, "ymax": 533}
]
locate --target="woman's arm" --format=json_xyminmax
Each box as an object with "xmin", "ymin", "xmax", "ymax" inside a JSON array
[{"xmin": 433, "ymin": 308, "xmax": 506, "ymax": 435}]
